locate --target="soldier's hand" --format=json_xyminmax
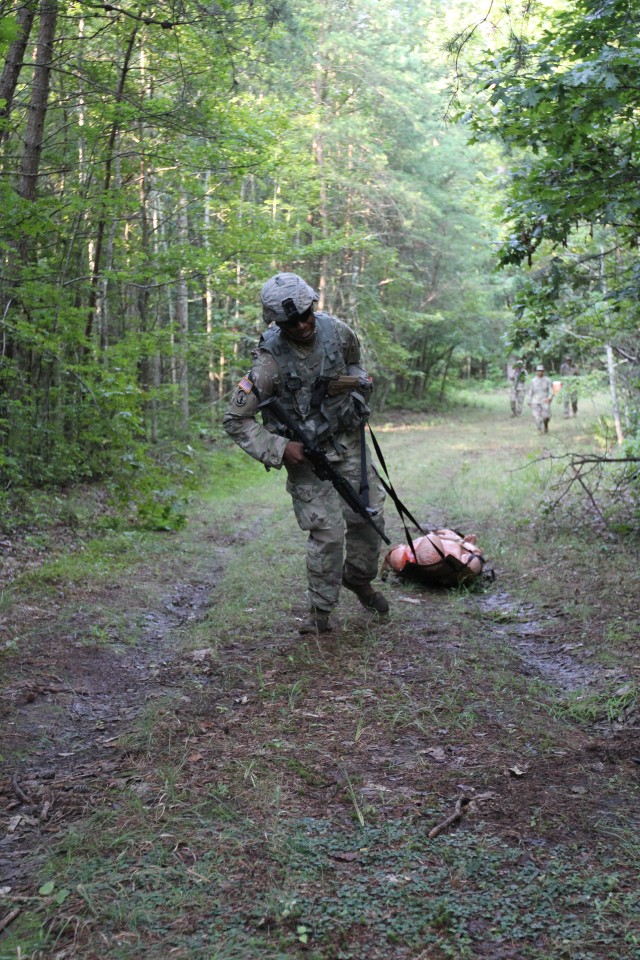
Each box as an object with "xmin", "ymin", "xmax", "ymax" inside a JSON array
[{"xmin": 283, "ymin": 441, "xmax": 306, "ymax": 466}]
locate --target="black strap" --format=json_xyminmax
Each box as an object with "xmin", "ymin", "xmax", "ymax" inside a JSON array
[
  {"xmin": 367, "ymin": 425, "xmax": 472, "ymax": 575},
  {"xmin": 358, "ymin": 420, "xmax": 369, "ymax": 506},
  {"xmin": 367, "ymin": 424, "xmax": 423, "ymax": 559}
]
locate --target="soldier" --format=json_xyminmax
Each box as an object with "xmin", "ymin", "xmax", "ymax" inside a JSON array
[
  {"xmin": 223, "ymin": 272, "xmax": 388, "ymax": 635},
  {"xmin": 559, "ymin": 354, "xmax": 579, "ymax": 417},
  {"xmin": 527, "ymin": 363, "xmax": 554, "ymax": 433},
  {"xmin": 508, "ymin": 359, "xmax": 527, "ymax": 416}
]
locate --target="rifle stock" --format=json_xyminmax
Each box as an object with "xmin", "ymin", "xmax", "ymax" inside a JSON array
[{"xmin": 259, "ymin": 396, "xmax": 390, "ymax": 545}]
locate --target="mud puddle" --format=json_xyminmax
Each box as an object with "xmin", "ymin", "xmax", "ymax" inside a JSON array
[{"xmin": 472, "ymin": 589, "xmax": 604, "ymax": 693}]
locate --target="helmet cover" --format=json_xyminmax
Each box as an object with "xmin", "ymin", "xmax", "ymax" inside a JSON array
[{"xmin": 261, "ymin": 273, "xmax": 318, "ymax": 325}]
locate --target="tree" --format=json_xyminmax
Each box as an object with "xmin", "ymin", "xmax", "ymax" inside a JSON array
[
  {"xmin": 0, "ymin": 0, "xmax": 512, "ymax": 504},
  {"xmin": 460, "ymin": 0, "xmax": 640, "ymax": 439}
]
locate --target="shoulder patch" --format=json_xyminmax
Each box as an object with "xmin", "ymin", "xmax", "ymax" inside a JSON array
[{"xmin": 238, "ymin": 375, "xmax": 253, "ymax": 394}]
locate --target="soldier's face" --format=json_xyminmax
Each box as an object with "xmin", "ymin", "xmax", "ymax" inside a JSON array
[{"xmin": 278, "ymin": 311, "xmax": 316, "ymax": 343}]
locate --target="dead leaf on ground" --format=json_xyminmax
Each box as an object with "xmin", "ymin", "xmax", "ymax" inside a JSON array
[{"xmin": 191, "ymin": 649, "xmax": 215, "ymax": 661}]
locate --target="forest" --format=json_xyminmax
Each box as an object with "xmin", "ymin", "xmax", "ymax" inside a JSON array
[
  {"xmin": 0, "ymin": 0, "xmax": 500, "ymax": 507},
  {"xmin": 1, "ymin": 1, "xmax": 639, "ymax": 959},
  {"xmin": 1, "ymin": 0, "xmax": 636, "ymax": 519}
]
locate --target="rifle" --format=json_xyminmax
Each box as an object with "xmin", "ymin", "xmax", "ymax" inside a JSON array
[
  {"xmin": 309, "ymin": 374, "xmax": 372, "ymax": 407},
  {"xmin": 258, "ymin": 395, "xmax": 390, "ymax": 545}
]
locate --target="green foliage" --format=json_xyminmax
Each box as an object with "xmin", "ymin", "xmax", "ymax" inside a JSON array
[
  {"xmin": 1, "ymin": 0, "xmax": 513, "ymax": 508},
  {"xmin": 465, "ymin": 0, "xmax": 640, "ymax": 264},
  {"xmin": 457, "ymin": 0, "xmax": 640, "ymax": 438}
]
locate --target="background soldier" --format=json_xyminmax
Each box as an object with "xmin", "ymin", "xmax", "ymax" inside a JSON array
[
  {"xmin": 223, "ymin": 272, "xmax": 388, "ymax": 634},
  {"xmin": 509, "ymin": 359, "xmax": 527, "ymax": 416},
  {"xmin": 527, "ymin": 363, "xmax": 554, "ymax": 433},
  {"xmin": 559, "ymin": 355, "xmax": 579, "ymax": 417}
]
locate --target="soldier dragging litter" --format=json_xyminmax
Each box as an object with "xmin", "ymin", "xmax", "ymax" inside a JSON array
[
  {"xmin": 223, "ymin": 272, "xmax": 388, "ymax": 635},
  {"xmin": 527, "ymin": 363, "xmax": 554, "ymax": 433}
]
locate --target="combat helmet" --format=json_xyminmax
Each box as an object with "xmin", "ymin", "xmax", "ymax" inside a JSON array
[{"xmin": 261, "ymin": 272, "xmax": 318, "ymax": 325}]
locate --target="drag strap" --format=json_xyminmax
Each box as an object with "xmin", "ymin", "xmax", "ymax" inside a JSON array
[
  {"xmin": 359, "ymin": 420, "xmax": 369, "ymax": 506},
  {"xmin": 367, "ymin": 424, "xmax": 423, "ymax": 558}
]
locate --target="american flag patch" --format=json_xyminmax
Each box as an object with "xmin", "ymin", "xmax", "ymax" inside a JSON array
[{"xmin": 238, "ymin": 376, "xmax": 253, "ymax": 394}]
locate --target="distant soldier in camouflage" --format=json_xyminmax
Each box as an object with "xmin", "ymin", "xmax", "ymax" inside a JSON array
[
  {"xmin": 223, "ymin": 272, "xmax": 388, "ymax": 635},
  {"xmin": 509, "ymin": 359, "xmax": 527, "ymax": 417},
  {"xmin": 559, "ymin": 355, "xmax": 579, "ymax": 418},
  {"xmin": 527, "ymin": 363, "xmax": 554, "ymax": 433}
]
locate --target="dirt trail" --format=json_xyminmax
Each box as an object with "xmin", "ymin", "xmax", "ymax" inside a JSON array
[
  {"xmin": 1, "ymin": 395, "xmax": 639, "ymax": 959},
  {"xmin": 0, "ymin": 575, "xmax": 214, "ymax": 887}
]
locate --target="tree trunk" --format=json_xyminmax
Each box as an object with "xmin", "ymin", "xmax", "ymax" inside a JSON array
[
  {"xmin": 0, "ymin": 0, "xmax": 38, "ymax": 148},
  {"xmin": 605, "ymin": 343, "xmax": 624, "ymax": 445},
  {"xmin": 17, "ymin": 0, "xmax": 58, "ymax": 205},
  {"xmin": 176, "ymin": 193, "xmax": 190, "ymax": 429},
  {"xmin": 439, "ymin": 346, "xmax": 455, "ymax": 400},
  {"xmin": 85, "ymin": 26, "xmax": 138, "ymax": 343},
  {"xmin": 204, "ymin": 173, "xmax": 217, "ymax": 421},
  {"xmin": 601, "ymin": 246, "xmax": 624, "ymax": 445},
  {"xmin": 312, "ymin": 23, "xmax": 329, "ymax": 309}
]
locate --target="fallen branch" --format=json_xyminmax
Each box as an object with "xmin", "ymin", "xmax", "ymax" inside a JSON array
[
  {"xmin": 515, "ymin": 452, "xmax": 640, "ymax": 472},
  {"xmin": 570, "ymin": 464, "xmax": 608, "ymax": 526},
  {"xmin": 11, "ymin": 774, "xmax": 31, "ymax": 805},
  {"xmin": 427, "ymin": 791, "xmax": 496, "ymax": 840},
  {"xmin": 569, "ymin": 457, "xmax": 639, "ymax": 464},
  {"xmin": 0, "ymin": 908, "xmax": 21, "ymax": 934},
  {"xmin": 517, "ymin": 450, "xmax": 640, "ymax": 529},
  {"xmin": 428, "ymin": 796, "xmax": 470, "ymax": 838}
]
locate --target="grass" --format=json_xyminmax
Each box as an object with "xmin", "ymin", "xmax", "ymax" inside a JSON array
[
  {"xmin": 11, "ymin": 806, "xmax": 637, "ymax": 960},
  {"xmin": 557, "ymin": 683, "xmax": 638, "ymax": 726},
  {"xmin": 2, "ymin": 389, "xmax": 640, "ymax": 959}
]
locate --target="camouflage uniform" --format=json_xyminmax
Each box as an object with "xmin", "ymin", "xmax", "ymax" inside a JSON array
[
  {"xmin": 223, "ymin": 276, "xmax": 386, "ymax": 627},
  {"xmin": 527, "ymin": 368, "xmax": 554, "ymax": 433},
  {"xmin": 559, "ymin": 358, "xmax": 579, "ymax": 417},
  {"xmin": 509, "ymin": 363, "xmax": 526, "ymax": 416}
]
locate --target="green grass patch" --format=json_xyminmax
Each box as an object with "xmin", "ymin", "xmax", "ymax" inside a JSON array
[
  {"xmin": 555, "ymin": 683, "xmax": 638, "ymax": 726},
  {"xmin": 10, "ymin": 810, "xmax": 639, "ymax": 960}
]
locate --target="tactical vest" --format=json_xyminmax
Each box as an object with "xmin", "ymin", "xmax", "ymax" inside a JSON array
[{"xmin": 259, "ymin": 313, "xmax": 361, "ymax": 445}]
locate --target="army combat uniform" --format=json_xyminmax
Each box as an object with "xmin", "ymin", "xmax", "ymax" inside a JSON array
[
  {"xmin": 223, "ymin": 311, "xmax": 386, "ymax": 622},
  {"xmin": 527, "ymin": 370, "xmax": 554, "ymax": 433}
]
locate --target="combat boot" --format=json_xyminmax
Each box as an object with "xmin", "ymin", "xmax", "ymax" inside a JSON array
[
  {"xmin": 342, "ymin": 576, "xmax": 389, "ymax": 614},
  {"xmin": 299, "ymin": 607, "xmax": 332, "ymax": 634},
  {"xmin": 544, "ymin": 419, "xmax": 550, "ymax": 433}
]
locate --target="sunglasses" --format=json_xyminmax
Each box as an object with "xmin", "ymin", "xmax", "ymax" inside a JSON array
[{"xmin": 277, "ymin": 304, "xmax": 313, "ymax": 328}]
